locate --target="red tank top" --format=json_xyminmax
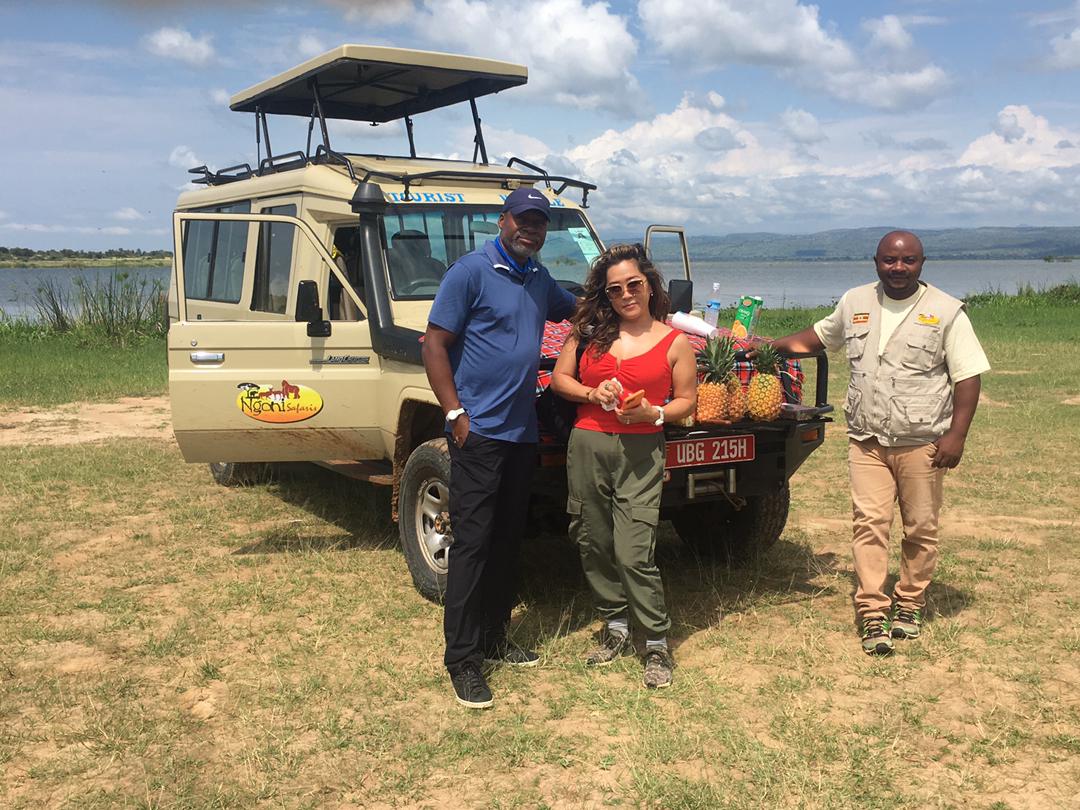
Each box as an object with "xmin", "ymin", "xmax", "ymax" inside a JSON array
[{"xmin": 575, "ymin": 328, "xmax": 679, "ymax": 434}]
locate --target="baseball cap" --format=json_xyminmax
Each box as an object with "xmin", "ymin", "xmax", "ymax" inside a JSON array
[{"xmin": 501, "ymin": 187, "xmax": 550, "ymax": 220}]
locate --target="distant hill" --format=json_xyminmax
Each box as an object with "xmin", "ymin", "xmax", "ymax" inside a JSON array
[{"xmin": 629, "ymin": 227, "xmax": 1080, "ymax": 262}]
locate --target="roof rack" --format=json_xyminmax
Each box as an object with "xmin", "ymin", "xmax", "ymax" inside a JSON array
[{"xmin": 190, "ymin": 45, "xmax": 594, "ymax": 204}]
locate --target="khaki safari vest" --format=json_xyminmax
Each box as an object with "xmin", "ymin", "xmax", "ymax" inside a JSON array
[{"xmin": 840, "ymin": 282, "xmax": 964, "ymax": 446}]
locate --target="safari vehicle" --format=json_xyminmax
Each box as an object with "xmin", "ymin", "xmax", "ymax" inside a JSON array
[{"xmin": 166, "ymin": 45, "xmax": 832, "ymax": 602}]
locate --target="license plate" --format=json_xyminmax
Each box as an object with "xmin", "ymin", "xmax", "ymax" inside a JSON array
[{"xmin": 665, "ymin": 435, "xmax": 755, "ymax": 469}]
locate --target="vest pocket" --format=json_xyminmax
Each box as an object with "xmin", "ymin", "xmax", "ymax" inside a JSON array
[
  {"xmin": 901, "ymin": 330, "xmax": 941, "ymax": 371},
  {"xmin": 844, "ymin": 323, "xmax": 871, "ymax": 360},
  {"xmin": 889, "ymin": 396, "xmax": 941, "ymax": 437},
  {"xmin": 844, "ymin": 377, "xmax": 865, "ymax": 431}
]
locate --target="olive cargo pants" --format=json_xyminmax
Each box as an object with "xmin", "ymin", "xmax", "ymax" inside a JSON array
[
  {"xmin": 566, "ymin": 428, "xmax": 670, "ymax": 637},
  {"xmin": 849, "ymin": 438, "xmax": 945, "ymax": 618}
]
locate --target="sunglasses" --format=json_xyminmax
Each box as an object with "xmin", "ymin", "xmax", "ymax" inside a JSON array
[{"xmin": 604, "ymin": 278, "xmax": 648, "ymax": 299}]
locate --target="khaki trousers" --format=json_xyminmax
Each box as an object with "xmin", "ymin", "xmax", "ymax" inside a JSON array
[
  {"xmin": 848, "ymin": 438, "xmax": 945, "ymax": 618},
  {"xmin": 566, "ymin": 428, "xmax": 670, "ymax": 637}
]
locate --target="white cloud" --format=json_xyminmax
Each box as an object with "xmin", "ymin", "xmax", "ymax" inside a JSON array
[
  {"xmin": 297, "ymin": 33, "xmax": 326, "ymax": 59},
  {"xmin": 781, "ymin": 108, "xmax": 826, "ymax": 144},
  {"xmin": 112, "ymin": 207, "xmax": 145, "ymax": 221},
  {"xmin": 326, "ymin": 0, "xmax": 414, "ymax": 25},
  {"xmin": 144, "ymin": 27, "xmax": 215, "ymax": 67},
  {"xmin": 210, "ymin": 87, "xmax": 230, "ymax": 106},
  {"xmin": 640, "ymin": 0, "xmax": 948, "ymax": 110},
  {"xmin": 408, "ymin": 0, "xmax": 644, "ymax": 114},
  {"xmin": 1046, "ymin": 27, "xmax": 1080, "ymax": 69},
  {"xmin": 642, "ymin": 0, "xmax": 855, "ymax": 70},
  {"xmin": 863, "ymin": 15, "xmax": 913, "ymax": 51},
  {"xmin": 169, "ymin": 145, "xmax": 204, "ymax": 171},
  {"xmin": 960, "ymin": 105, "xmax": 1080, "ymax": 170}
]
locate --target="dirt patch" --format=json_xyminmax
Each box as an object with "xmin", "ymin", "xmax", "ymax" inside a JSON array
[
  {"xmin": 1062, "ymin": 395, "xmax": 1080, "ymax": 406},
  {"xmin": 0, "ymin": 396, "xmax": 172, "ymax": 446},
  {"xmin": 979, "ymin": 393, "xmax": 1010, "ymax": 408}
]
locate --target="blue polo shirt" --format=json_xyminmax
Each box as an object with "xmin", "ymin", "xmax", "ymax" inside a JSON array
[{"xmin": 428, "ymin": 239, "xmax": 577, "ymax": 443}]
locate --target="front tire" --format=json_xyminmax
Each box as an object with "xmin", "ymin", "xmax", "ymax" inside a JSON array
[
  {"xmin": 398, "ymin": 439, "xmax": 453, "ymax": 603},
  {"xmin": 208, "ymin": 462, "xmax": 269, "ymax": 487},
  {"xmin": 671, "ymin": 484, "xmax": 790, "ymax": 563}
]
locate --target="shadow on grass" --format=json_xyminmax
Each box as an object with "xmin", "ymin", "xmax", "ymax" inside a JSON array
[
  {"xmin": 511, "ymin": 527, "xmax": 844, "ymax": 653},
  {"xmin": 231, "ymin": 463, "xmax": 396, "ymax": 556},
  {"xmin": 843, "ymin": 572, "xmax": 974, "ymax": 630}
]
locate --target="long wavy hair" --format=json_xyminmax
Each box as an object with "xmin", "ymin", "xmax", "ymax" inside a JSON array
[{"xmin": 570, "ymin": 243, "xmax": 670, "ymax": 358}]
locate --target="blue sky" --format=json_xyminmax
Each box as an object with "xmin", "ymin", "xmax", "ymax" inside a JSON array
[{"xmin": 2, "ymin": 0, "xmax": 1080, "ymax": 250}]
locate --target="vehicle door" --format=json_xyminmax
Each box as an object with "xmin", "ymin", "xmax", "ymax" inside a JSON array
[
  {"xmin": 168, "ymin": 208, "xmax": 382, "ymax": 463},
  {"xmin": 644, "ymin": 225, "xmax": 693, "ymax": 312}
]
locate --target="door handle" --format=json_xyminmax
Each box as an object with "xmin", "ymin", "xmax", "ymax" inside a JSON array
[{"xmin": 190, "ymin": 351, "xmax": 225, "ymax": 364}]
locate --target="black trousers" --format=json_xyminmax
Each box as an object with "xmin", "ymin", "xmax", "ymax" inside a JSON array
[{"xmin": 444, "ymin": 433, "xmax": 537, "ymax": 674}]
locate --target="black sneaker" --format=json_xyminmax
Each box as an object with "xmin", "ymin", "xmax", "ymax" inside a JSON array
[
  {"xmin": 483, "ymin": 641, "xmax": 540, "ymax": 668},
  {"xmin": 450, "ymin": 663, "xmax": 493, "ymax": 709}
]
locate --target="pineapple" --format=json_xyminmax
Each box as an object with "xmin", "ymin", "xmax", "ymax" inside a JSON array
[
  {"xmin": 747, "ymin": 344, "xmax": 784, "ymax": 421},
  {"xmin": 724, "ymin": 371, "xmax": 747, "ymax": 421},
  {"xmin": 695, "ymin": 336, "xmax": 731, "ymax": 423}
]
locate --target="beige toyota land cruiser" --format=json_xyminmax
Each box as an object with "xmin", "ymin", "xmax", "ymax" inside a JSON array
[{"xmin": 167, "ymin": 45, "xmax": 831, "ymax": 601}]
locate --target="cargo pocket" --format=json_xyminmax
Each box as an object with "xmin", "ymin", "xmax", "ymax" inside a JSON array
[
  {"xmin": 844, "ymin": 323, "xmax": 870, "ymax": 361},
  {"xmin": 631, "ymin": 505, "xmax": 660, "ymax": 526},
  {"xmin": 844, "ymin": 376, "xmax": 865, "ymax": 431},
  {"xmin": 566, "ymin": 497, "xmax": 583, "ymax": 516},
  {"xmin": 901, "ymin": 330, "xmax": 941, "ymax": 371},
  {"xmin": 890, "ymin": 397, "xmax": 939, "ymax": 437}
]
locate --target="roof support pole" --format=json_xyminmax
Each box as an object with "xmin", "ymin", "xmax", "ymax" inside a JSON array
[
  {"xmin": 469, "ymin": 97, "xmax": 488, "ymax": 165},
  {"xmin": 258, "ymin": 107, "xmax": 274, "ymax": 163},
  {"xmin": 405, "ymin": 115, "xmax": 417, "ymax": 158},
  {"xmin": 306, "ymin": 105, "xmax": 317, "ymax": 158},
  {"xmin": 310, "ymin": 76, "xmax": 332, "ymax": 152}
]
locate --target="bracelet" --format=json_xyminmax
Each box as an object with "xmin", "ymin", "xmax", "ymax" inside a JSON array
[{"xmin": 583, "ymin": 387, "xmax": 594, "ymax": 404}]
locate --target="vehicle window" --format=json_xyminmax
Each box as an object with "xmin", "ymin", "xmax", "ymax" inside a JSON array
[
  {"xmin": 251, "ymin": 204, "xmax": 296, "ymax": 314},
  {"xmin": 182, "ymin": 201, "xmax": 251, "ymax": 304},
  {"xmin": 383, "ymin": 204, "xmax": 601, "ymax": 300},
  {"xmin": 330, "ymin": 225, "xmax": 365, "ymax": 321}
]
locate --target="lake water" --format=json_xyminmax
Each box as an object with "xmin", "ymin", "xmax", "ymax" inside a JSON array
[{"xmin": 2, "ymin": 259, "xmax": 1077, "ymax": 319}]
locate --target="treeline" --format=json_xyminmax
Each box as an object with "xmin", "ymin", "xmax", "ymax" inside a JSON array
[{"xmin": 0, "ymin": 246, "xmax": 172, "ymax": 261}]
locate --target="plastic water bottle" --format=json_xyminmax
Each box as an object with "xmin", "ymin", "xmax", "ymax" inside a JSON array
[{"xmin": 703, "ymin": 300, "xmax": 722, "ymax": 328}]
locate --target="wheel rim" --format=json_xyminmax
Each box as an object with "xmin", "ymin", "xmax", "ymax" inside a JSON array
[{"xmin": 414, "ymin": 475, "xmax": 452, "ymax": 574}]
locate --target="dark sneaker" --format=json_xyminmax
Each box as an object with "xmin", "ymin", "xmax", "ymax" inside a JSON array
[
  {"xmin": 450, "ymin": 663, "xmax": 493, "ymax": 709},
  {"xmin": 890, "ymin": 605, "xmax": 923, "ymax": 640},
  {"xmin": 642, "ymin": 646, "xmax": 674, "ymax": 689},
  {"xmin": 585, "ymin": 630, "xmax": 631, "ymax": 667},
  {"xmin": 860, "ymin": 615, "xmax": 895, "ymax": 656},
  {"xmin": 483, "ymin": 641, "xmax": 540, "ymax": 668}
]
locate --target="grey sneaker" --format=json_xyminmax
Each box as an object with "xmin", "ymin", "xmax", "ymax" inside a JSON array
[
  {"xmin": 890, "ymin": 605, "xmax": 923, "ymax": 640},
  {"xmin": 585, "ymin": 630, "xmax": 631, "ymax": 667},
  {"xmin": 860, "ymin": 615, "xmax": 895, "ymax": 656},
  {"xmin": 642, "ymin": 647, "xmax": 674, "ymax": 689}
]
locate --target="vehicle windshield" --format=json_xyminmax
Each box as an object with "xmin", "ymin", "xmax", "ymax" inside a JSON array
[{"xmin": 382, "ymin": 204, "xmax": 601, "ymax": 299}]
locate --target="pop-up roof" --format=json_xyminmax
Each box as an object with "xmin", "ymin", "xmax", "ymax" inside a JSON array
[{"xmin": 230, "ymin": 44, "xmax": 528, "ymax": 122}]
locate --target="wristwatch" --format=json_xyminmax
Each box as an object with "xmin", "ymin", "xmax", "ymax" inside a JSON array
[
  {"xmin": 446, "ymin": 407, "xmax": 467, "ymax": 422},
  {"xmin": 653, "ymin": 406, "xmax": 665, "ymax": 426}
]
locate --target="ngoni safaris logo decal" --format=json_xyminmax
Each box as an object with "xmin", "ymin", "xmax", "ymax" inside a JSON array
[{"xmin": 236, "ymin": 380, "xmax": 323, "ymax": 423}]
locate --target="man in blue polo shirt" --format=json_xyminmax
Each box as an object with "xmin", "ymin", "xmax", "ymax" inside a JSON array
[{"xmin": 422, "ymin": 187, "xmax": 577, "ymax": 709}]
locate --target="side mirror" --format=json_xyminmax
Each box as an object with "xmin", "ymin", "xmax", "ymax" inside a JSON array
[
  {"xmin": 296, "ymin": 280, "xmax": 331, "ymax": 338},
  {"xmin": 669, "ymin": 278, "xmax": 693, "ymax": 314}
]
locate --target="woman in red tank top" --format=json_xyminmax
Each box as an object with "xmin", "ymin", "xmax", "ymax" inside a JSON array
[{"xmin": 551, "ymin": 244, "xmax": 696, "ymax": 689}]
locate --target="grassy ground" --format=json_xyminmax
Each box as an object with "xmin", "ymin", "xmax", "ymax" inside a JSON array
[
  {"xmin": 0, "ymin": 326, "xmax": 166, "ymax": 406},
  {"xmin": 1, "ymin": 292, "xmax": 1078, "ymax": 807}
]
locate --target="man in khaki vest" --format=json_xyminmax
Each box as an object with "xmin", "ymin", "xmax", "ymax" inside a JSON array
[{"xmin": 769, "ymin": 231, "xmax": 989, "ymax": 655}]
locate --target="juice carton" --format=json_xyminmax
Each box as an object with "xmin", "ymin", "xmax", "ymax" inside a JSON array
[{"xmin": 731, "ymin": 295, "xmax": 763, "ymax": 339}]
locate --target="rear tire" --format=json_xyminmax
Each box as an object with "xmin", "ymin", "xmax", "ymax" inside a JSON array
[
  {"xmin": 398, "ymin": 439, "xmax": 452, "ymax": 603},
  {"xmin": 671, "ymin": 484, "xmax": 790, "ymax": 563},
  {"xmin": 208, "ymin": 462, "xmax": 269, "ymax": 487}
]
